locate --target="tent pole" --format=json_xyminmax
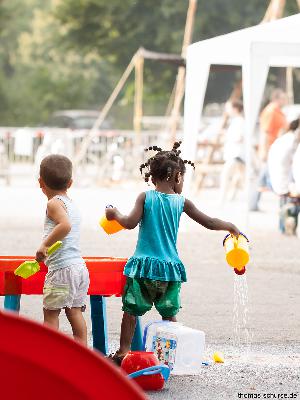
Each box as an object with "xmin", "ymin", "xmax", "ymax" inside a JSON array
[{"xmin": 285, "ymin": 0, "xmax": 300, "ymax": 104}]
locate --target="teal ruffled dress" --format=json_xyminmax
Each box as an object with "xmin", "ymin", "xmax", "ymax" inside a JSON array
[{"xmin": 124, "ymin": 190, "xmax": 186, "ymax": 282}]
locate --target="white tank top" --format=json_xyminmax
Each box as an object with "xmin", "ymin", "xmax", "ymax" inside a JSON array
[{"xmin": 43, "ymin": 195, "xmax": 85, "ymax": 271}]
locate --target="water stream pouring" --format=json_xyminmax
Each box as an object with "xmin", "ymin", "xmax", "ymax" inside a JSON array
[{"xmin": 223, "ymin": 232, "xmax": 250, "ymax": 275}]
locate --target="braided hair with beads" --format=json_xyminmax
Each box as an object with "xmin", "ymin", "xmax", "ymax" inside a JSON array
[{"xmin": 139, "ymin": 141, "xmax": 195, "ymax": 183}]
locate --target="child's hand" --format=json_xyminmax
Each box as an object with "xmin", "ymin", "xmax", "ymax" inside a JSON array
[
  {"xmin": 35, "ymin": 244, "xmax": 48, "ymax": 263},
  {"xmin": 105, "ymin": 207, "xmax": 117, "ymax": 221},
  {"xmin": 228, "ymin": 224, "xmax": 240, "ymax": 238}
]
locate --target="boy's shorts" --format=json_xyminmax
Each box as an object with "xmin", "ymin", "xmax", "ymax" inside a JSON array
[
  {"xmin": 122, "ymin": 277, "xmax": 181, "ymax": 318},
  {"xmin": 43, "ymin": 264, "xmax": 90, "ymax": 310}
]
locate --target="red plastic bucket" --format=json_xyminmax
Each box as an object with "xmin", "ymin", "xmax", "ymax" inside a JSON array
[{"xmin": 121, "ymin": 351, "xmax": 165, "ymax": 391}]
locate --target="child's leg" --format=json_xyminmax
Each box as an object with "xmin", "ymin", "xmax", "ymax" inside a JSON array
[
  {"xmin": 113, "ymin": 278, "xmax": 152, "ymax": 359},
  {"xmin": 118, "ymin": 312, "xmax": 137, "ymax": 356},
  {"xmin": 65, "ymin": 307, "xmax": 87, "ymax": 346},
  {"xmin": 43, "ymin": 308, "xmax": 61, "ymax": 330},
  {"xmin": 229, "ymin": 160, "xmax": 245, "ymax": 201},
  {"xmin": 155, "ymin": 281, "xmax": 181, "ymax": 322},
  {"xmin": 220, "ymin": 159, "xmax": 235, "ymax": 203}
]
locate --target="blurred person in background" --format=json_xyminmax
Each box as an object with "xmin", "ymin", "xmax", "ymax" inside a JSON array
[
  {"xmin": 292, "ymin": 139, "xmax": 300, "ymax": 193},
  {"xmin": 219, "ymin": 100, "xmax": 245, "ymax": 203},
  {"xmin": 250, "ymin": 89, "xmax": 288, "ymax": 211},
  {"xmin": 268, "ymin": 117, "xmax": 300, "ymax": 235}
]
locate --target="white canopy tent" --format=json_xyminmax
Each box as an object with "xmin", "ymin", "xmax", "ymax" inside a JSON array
[{"xmin": 183, "ymin": 13, "xmax": 300, "ymax": 205}]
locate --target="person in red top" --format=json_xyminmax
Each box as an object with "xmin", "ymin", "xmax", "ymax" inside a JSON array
[
  {"xmin": 250, "ymin": 89, "xmax": 288, "ymax": 211},
  {"xmin": 259, "ymin": 89, "xmax": 288, "ymax": 159}
]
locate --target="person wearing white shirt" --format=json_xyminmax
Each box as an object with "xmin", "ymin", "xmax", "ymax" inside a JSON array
[
  {"xmin": 292, "ymin": 142, "xmax": 300, "ymax": 193},
  {"xmin": 268, "ymin": 118, "xmax": 300, "ymax": 234},
  {"xmin": 220, "ymin": 100, "xmax": 245, "ymax": 203}
]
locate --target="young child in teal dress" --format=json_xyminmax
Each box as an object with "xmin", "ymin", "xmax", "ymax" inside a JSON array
[{"xmin": 106, "ymin": 141, "xmax": 239, "ymax": 364}]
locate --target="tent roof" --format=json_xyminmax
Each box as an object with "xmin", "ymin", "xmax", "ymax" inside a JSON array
[{"xmin": 188, "ymin": 13, "xmax": 300, "ymax": 66}]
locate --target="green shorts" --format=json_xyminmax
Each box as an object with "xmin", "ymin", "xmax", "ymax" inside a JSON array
[{"xmin": 122, "ymin": 277, "xmax": 181, "ymax": 318}]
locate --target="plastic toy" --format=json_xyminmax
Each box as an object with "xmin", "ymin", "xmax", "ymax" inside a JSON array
[
  {"xmin": 223, "ymin": 232, "xmax": 249, "ymax": 275},
  {"xmin": 128, "ymin": 365, "xmax": 170, "ymax": 390},
  {"xmin": 213, "ymin": 351, "xmax": 225, "ymax": 363},
  {"xmin": 0, "ymin": 311, "xmax": 145, "ymax": 400},
  {"xmin": 99, "ymin": 205, "xmax": 124, "ymax": 235},
  {"xmin": 144, "ymin": 321, "xmax": 205, "ymax": 375},
  {"xmin": 14, "ymin": 241, "xmax": 62, "ymax": 279},
  {"xmin": 122, "ymin": 351, "xmax": 168, "ymax": 391}
]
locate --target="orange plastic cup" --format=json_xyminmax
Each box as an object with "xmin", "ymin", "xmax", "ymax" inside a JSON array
[{"xmin": 99, "ymin": 216, "xmax": 124, "ymax": 235}]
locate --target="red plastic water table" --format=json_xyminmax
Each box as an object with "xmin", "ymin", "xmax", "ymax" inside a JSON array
[
  {"xmin": 0, "ymin": 256, "xmax": 143, "ymax": 355},
  {"xmin": 0, "ymin": 256, "xmax": 127, "ymax": 296}
]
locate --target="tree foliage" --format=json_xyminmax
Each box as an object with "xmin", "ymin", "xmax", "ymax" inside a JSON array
[{"xmin": 0, "ymin": 0, "xmax": 299, "ymax": 126}]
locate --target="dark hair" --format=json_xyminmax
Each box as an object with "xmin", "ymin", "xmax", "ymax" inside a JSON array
[
  {"xmin": 231, "ymin": 100, "xmax": 243, "ymax": 113},
  {"xmin": 40, "ymin": 154, "xmax": 72, "ymax": 190},
  {"xmin": 288, "ymin": 118, "xmax": 300, "ymax": 132},
  {"xmin": 139, "ymin": 141, "xmax": 195, "ymax": 183}
]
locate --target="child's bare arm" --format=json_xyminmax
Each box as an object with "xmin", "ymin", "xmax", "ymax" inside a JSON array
[
  {"xmin": 184, "ymin": 198, "xmax": 239, "ymax": 237},
  {"xmin": 36, "ymin": 199, "xmax": 71, "ymax": 262},
  {"xmin": 105, "ymin": 192, "xmax": 146, "ymax": 230}
]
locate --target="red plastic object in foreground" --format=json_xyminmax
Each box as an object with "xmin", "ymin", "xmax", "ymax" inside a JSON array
[
  {"xmin": 122, "ymin": 351, "xmax": 164, "ymax": 391},
  {"xmin": 234, "ymin": 266, "xmax": 246, "ymax": 275},
  {"xmin": 0, "ymin": 311, "xmax": 145, "ymax": 400}
]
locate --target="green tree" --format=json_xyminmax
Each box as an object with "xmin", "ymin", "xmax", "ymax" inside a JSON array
[
  {"xmin": 0, "ymin": 0, "xmax": 113, "ymax": 125},
  {"xmin": 0, "ymin": 0, "xmax": 299, "ymax": 126},
  {"xmin": 55, "ymin": 0, "xmax": 300, "ymax": 108}
]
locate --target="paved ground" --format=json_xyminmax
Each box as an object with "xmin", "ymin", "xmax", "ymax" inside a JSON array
[{"xmin": 0, "ymin": 167, "xmax": 299, "ymax": 399}]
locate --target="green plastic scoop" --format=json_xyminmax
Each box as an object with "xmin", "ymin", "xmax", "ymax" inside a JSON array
[{"xmin": 14, "ymin": 241, "xmax": 62, "ymax": 279}]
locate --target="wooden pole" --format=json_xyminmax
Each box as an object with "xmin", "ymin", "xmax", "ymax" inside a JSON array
[
  {"xmin": 261, "ymin": 0, "xmax": 285, "ymax": 22},
  {"xmin": 262, "ymin": 0, "xmax": 297, "ymax": 105},
  {"xmin": 164, "ymin": 81, "xmax": 177, "ymax": 122},
  {"xmin": 226, "ymin": 0, "xmax": 287, "ymax": 106},
  {"xmin": 286, "ymin": 67, "xmax": 294, "ymax": 104},
  {"xmin": 74, "ymin": 54, "xmax": 137, "ymax": 167},
  {"xmin": 133, "ymin": 51, "xmax": 144, "ymax": 136},
  {"xmin": 169, "ymin": 0, "xmax": 197, "ymax": 142}
]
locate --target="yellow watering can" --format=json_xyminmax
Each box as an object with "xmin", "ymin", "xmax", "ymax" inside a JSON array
[
  {"xmin": 99, "ymin": 205, "xmax": 124, "ymax": 235},
  {"xmin": 14, "ymin": 241, "xmax": 62, "ymax": 279},
  {"xmin": 223, "ymin": 232, "xmax": 249, "ymax": 275}
]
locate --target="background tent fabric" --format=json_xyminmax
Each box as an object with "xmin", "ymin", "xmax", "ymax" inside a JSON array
[{"xmin": 183, "ymin": 13, "xmax": 300, "ymax": 206}]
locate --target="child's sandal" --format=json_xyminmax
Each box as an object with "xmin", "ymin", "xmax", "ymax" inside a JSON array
[{"xmin": 107, "ymin": 352, "xmax": 125, "ymax": 366}]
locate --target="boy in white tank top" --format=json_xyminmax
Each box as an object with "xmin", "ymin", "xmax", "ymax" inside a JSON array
[{"xmin": 36, "ymin": 154, "xmax": 89, "ymax": 345}]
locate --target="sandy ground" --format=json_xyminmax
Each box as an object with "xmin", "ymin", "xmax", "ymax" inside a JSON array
[{"xmin": 0, "ymin": 167, "xmax": 299, "ymax": 399}]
